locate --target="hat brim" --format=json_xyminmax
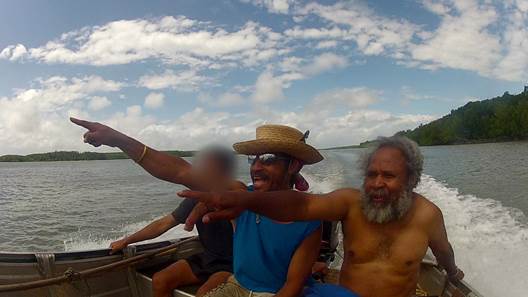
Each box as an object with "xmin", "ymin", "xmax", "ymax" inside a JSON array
[{"xmin": 233, "ymin": 139, "xmax": 323, "ymax": 164}]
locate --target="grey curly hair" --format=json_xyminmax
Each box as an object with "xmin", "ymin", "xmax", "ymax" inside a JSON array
[{"xmin": 360, "ymin": 136, "xmax": 424, "ymax": 190}]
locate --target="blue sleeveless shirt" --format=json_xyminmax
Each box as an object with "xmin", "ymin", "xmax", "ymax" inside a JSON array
[{"xmin": 233, "ymin": 190, "xmax": 321, "ymax": 293}]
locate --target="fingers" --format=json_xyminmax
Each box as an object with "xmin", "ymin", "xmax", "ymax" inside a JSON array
[
  {"xmin": 70, "ymin": 117, "xmax": 97, "ymax": 131},
  {"xmin": 178, "ymin": 190, "xmax": 212, "ymax": 203},
  {"xmin": 83, "ymin": 132, "xmax": 101, "ymax": 147},
  {"xmin": 203, "ymin": 209, "xmax": 241, "ymax": 223},
  {"xmin": 184, "ymin": 202, "xmax": 209, "ymax": 230},
  {"xmin": 109, "ymin": 243, "xmax": 118, "ymax": 255}
]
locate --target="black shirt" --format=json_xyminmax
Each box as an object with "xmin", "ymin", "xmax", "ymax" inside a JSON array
[{"xmin": 172, "ymin": 198, "xmax": 233, "ymax": 262}]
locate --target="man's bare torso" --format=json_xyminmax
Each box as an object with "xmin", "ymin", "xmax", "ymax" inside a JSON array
[{"xmin": 339, "ymin": 191, "xmax": 436, "ymax": 297}]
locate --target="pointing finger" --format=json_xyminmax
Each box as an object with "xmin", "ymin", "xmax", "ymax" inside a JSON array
[
  {"xmin": 71, "ymin": 117, "xmax": 97, "ymax": 131},
  {"xmin": 178, "ymin": 190, "xmax": 210, "ymax": 202}
]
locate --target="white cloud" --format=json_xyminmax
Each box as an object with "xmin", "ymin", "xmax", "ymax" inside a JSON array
[
  {"xmin": 288, "ymin": 1, "xmax": 528, "ymax": 82},
  {"xmin": 88, "ymin": 96, "xmax": 111, "ymax": 111},
  {"xmin": 310, "ymin": 87, "xmax": 381, "ymax": 112},
  {"xmin": 316, "ymin": 40, "xmax": 338, "ymax": 49},
  {"xmin": 11, "ymin": 75, "xmax": 123, "ymax": 111},
  {"xmin": 217, "ymin": 92, "xmax": 245, "ymax": 107},
  {"xmin": 144, "ymin": 92, "xmax": 165, "ymax": 109},
  {"xmin": 0, "ymin": 76, "xmax": 434, "ymax": 155},
  {"xmin": 241, "ymin": 0, "xmax": 295, "ymax": 14},
  {"xmin": 0, "ymin": 75, "xmax": 124, "ymax": 155},
  {"xmin": 0, "ymin": 44, "xmax": 28, "ymax": 61},
  {"xmin": 138, "ymin": 69, "xmax": 207, "ymax": 91},
  {"xmin": 0, "ymin": 16, "xmax": 283, "ymax": 68},
  {"xmin": 198, "ymin": 91, "xmax": 246, "ymax": 107},
  {"xmin": 293, "ymin": 2, "xmax": 419, "ymax": 58},
  {"xmin": 410, "ymin": 1, "xmax": 502, "ymax": 77},
  {"xmin": 301, "ymin": 52, "xmax": 347, "ymax": 76},
  {"xmin": 251, "ymin": 70, "xmax": 285, "ymax": 103}
]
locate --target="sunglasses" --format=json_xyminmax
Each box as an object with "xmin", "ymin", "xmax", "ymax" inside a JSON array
[{"xmin": 248, "ymin": 153, "xmax": 291, "ymax": 165}]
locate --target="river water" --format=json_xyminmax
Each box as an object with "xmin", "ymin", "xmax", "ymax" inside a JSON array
[{"xmin": 0, "ymin": 141, "xmax": 527, "ymax": 296}]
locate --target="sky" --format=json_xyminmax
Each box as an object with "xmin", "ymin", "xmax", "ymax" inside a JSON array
[{"xmin": 0, "ymin": 0, "xmax": 527, "ymax": 155}]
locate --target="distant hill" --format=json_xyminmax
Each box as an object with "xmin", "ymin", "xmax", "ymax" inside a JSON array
[
  {"xmin": 0, "ymin": 150, "xmax": 194, "ymax": 162},
  {"xmin": 395, "ymin": 90, "xmax": 528, "ymax": 145}
]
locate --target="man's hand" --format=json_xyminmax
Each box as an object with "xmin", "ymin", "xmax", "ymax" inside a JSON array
[
  {"xmin": 70, "ymin": 117, "xmax": 124, "ymax": 147},
  {"xmin": 447, "ymin": 267, "xmax": 464, "ymax": 283},
  {"xmin": 109, "ymin": 238, "xmax": 128, "ymax": 254},
  {"xmin": 178, "ymin": 190, "xmax": 245, "ymax": 224}
]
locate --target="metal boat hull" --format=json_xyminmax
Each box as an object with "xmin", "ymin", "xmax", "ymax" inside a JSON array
[{"xmin": 0, "ymin": 237, "xmax": 483, "ymax": 297}]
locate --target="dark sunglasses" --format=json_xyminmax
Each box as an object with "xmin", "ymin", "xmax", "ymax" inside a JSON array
[{"xmin": 248, "ymin": 153, "xmax": 291, "ymax": 165}]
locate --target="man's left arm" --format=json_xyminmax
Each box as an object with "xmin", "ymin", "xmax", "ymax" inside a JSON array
[
  {"xmin": 275, "ymin": 226, "xmax": 322, "ymax": 297},
  {"xmin": 428, "ymin": 206, "xmax": 464, "ymax": 282}
]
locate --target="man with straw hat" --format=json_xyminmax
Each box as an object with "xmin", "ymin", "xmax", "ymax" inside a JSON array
[
  {"xmin": 71, "ymin": 118, "xmax": 323, "ymax": 297},
  {"xmin": 193, "ymin": 124, "xmax": 323, "ymax": 297}
]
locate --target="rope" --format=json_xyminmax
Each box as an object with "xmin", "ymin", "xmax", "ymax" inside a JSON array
[{"xmin": 0, "ymin": 237, "xmax": 195, "ymax": 293}]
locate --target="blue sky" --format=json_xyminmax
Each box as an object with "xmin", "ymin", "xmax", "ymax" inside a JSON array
[{"xmin": 0, "ymin": 0, "xmax": 526, "ymax": 155}]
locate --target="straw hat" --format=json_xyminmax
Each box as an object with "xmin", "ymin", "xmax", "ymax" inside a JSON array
[{"xmin": 233, "ymin": 124, "xmax": 323, "ymax": 164}]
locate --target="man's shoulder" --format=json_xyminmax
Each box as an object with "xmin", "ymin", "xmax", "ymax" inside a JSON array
[
  {"xmin": 413, "ymin": 193, "xmax": 443, "ymax": 222},
  {"xmin": 325, "ymin": 187, "xmax": 361, "ymax": 204}
]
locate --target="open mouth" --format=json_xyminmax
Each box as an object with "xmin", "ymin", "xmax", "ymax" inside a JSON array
[
  {"xmin": 252, "ymin": 173, "xmax": 269, "ymax": 189},
  {"xmin": 371, "ymin": 195, "xmax": 387, "ymax": 204}
]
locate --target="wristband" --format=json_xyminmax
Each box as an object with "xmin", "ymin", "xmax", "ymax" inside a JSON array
[{"xmin": 136, "ymin": 145, "xmax": 148, "ymax": 164}]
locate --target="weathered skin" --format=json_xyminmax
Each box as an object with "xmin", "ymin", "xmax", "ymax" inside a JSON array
[{"xmin": 337, "ymin": 190, "xmax": 443, "ymax": 297}]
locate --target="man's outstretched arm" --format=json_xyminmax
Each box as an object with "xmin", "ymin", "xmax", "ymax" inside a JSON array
[
  {"xmin": 179, "ymin": 188, "xmax": 358, "ymax": 224},
  {"xmin": 70, "ymin": 117, "xmax": 196, "ymax": 188}
]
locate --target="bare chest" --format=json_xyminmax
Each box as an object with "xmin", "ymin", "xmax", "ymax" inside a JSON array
[{"xmin": 342, "ymin": 220, "xmax": 429, "ymax": 268}]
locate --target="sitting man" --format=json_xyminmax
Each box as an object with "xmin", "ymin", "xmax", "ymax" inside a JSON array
[
  {"xmin": 109, "ymin": 147, "xmax": 236, "ymax": 297},
  {"xmin": 181, "ymin": 136, "xmax": 464, "ymax": 297},
  {"xmin": 71, "ymin": 118, "xmax": 322, "ymax": 297},
  {"xmin": 202, "ymin": 124, "xmax": 322, "ymax": 297}
]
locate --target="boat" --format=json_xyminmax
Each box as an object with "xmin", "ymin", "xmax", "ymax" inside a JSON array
[{"xmin": 0, "ymin": 234, "xmax": 484, "ymax": 297}]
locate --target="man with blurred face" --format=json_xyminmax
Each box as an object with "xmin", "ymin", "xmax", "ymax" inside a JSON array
[
  {"xmin": 71, "ymin": 118, "xmax": 322, "ymax": 297},
  {"xmin": 180, "ymin": 136, "xmax": 464, "ymax": 297},
  {"xmin": 108, "ymin": 147, "xmax": 236, "ymax": 297}
]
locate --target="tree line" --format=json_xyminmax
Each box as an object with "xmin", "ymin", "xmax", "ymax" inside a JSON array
[
  {"xmin": 394, "ymin": 90, "xmax": 528, "ymax": 146},
  {"xmin": 0, "ymin": 150, "xmax": 194, "ymax": 162}
]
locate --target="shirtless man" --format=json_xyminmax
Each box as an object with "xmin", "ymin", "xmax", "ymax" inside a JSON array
[{"xmin": 180, "ymin": 136, "xmax": 464, "ymax": 297}]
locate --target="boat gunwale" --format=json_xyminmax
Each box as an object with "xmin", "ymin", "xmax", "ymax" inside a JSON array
[{"xmin": 0, "ymin": 237, "xmax": 195, "ymax": 263}]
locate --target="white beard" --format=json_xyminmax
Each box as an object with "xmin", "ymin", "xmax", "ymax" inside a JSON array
[{"xmin": 360, "ymin": 188, "xmax": 414, "ymax": 224}]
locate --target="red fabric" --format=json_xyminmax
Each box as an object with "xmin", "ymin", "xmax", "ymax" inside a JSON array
[{"xmin": 294, "ymin": 173, "xmax": 309, "ymax": 191}]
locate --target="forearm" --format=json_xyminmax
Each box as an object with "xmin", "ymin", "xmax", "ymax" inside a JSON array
[
  {"xmin": 123, "ymin": 220, "xmax": 172, "ymax": 245},
  {"xmin": 433, "ymin": 243, "xmax": 458, "ymax": 274},
  {"xmin": 275, "ymin": 227, "xmax": 322, "ymax": 297},
  {"xmin": 236, "ymin": 190, "xmax": 311, "ymax": 221},
  {"xmin": 116, "ymin": 135, "xmax": 192, "ymax": 185}
]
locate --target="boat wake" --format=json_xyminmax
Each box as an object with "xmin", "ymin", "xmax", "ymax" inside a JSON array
[
  {"xmin": 63, "ymin": 221, "xmax": 197, "ymax": 252},
  {"xmin": 417, "ymin": 175, "xmax": 528, "ymax": 297}
]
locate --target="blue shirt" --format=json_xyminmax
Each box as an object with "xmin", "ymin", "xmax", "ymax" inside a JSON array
[{"xmin": 233, "ymin": 208, "xmax": 321, "ymax": 293}]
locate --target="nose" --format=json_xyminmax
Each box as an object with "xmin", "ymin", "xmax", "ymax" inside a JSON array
[
  {"xmin": 251, "ymin": 159, "xmax": 264, "ymax": 171},
  {"xmin": 373, "ymin": 175, "xmax": 385, "ymax": 189}
]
